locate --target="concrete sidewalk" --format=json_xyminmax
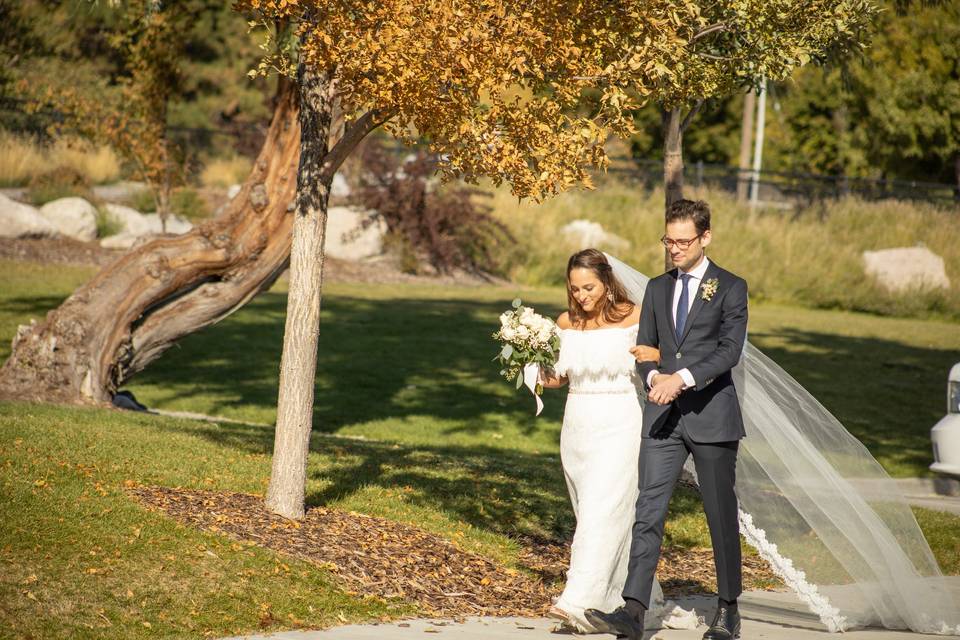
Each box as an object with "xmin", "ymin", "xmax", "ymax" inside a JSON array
[{"xmin": 221, "ymin": 588, "xmax": 950, "ymax": 640}]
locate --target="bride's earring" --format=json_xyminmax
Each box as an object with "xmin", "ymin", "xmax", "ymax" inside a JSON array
[{"xmin": 606, "ymin": 291, "xmax": 614, "ymax": 302}]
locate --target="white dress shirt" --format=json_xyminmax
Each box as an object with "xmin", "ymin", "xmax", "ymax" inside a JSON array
[{"xmin": 647, "ymin": 256, "xmax": 710, "ymax": 390}]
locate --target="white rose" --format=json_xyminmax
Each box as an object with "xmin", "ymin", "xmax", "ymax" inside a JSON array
[
  {"xmin": 516, "ymin": 325, "xmax": 531, "ymax": 340},
  {"xmin": 501, "ymin": 326, "xmax": 516, "ymax": 341}
]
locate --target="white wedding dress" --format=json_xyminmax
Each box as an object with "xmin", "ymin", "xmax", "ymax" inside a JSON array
[{"xmin": 552, "ymin": 324, "xmax": 697, "ymax": 633}]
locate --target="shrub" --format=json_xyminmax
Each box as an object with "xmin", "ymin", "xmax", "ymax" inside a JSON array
[
  {"xmin": 349, "ymin": 141, "xmax": 516, "ymax": 276},
  {"xmin": 27, "ymin": 166, "xmax": 92, "ymax": 205}
]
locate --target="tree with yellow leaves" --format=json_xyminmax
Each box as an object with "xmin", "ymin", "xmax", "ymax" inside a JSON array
[{"xmin": 235, "ymin": 0, "xmax": 875, "ymax": 519}]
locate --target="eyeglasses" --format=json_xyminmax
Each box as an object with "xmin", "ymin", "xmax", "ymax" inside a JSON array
[{"xmin": 660, "ymin": 234, "xmax": 702, "ymax": 249}]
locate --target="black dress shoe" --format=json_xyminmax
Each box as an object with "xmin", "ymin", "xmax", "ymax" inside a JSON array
[
  {"xmin": 702, "ymin": 606, "xmax": 740, "ymax": 640},
  {"xmin": 583, "ymin": 606, "xmax": 644, "ymax": 640}
]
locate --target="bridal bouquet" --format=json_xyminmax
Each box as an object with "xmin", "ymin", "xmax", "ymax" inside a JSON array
[{"xmin": 492, "ymin": 299, "xmax": 560, "ymax": 414}]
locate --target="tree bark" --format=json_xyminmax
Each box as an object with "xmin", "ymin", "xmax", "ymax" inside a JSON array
[
  {"xmin": 264, "ymin": 61, "xmax": 389, "ymax": 519},
  {"xmin": 663, "ymin": 107, "xmax": 685, "ymax": 210},
  {"xmin": 264, "ymin": 62, "xmax": 336, "ymax": 520},
  {"xmin": 737, "ymin": 91, "xmax": 756, "ymax": 203},
  {"xmin": 0, "ymin": 79, "xmax": 301, "ymax": 404}
]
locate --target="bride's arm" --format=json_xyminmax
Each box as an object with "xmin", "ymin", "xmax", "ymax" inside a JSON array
[{"xmin": 539, "ymin": 311, "xmax": 571, "ymax": 388}]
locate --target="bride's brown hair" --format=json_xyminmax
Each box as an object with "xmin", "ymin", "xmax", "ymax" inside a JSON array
[{"xmin": 566, "ymin": 248, "xmax": 633, "ymax": 328}]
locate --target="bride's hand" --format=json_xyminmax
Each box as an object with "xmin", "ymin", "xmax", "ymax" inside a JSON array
[
  {"xmin": 630, "ymin": 345, "xmax": 660, "ymax": 364},
  {"xmin": 538, "ymin": 366, "xmax": 566, "ymax": 388}
]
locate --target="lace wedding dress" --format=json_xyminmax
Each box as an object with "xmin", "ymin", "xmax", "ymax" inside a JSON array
[{"xmin": 552, "ymin": 324, "xmax": 698, "ymax": 633}]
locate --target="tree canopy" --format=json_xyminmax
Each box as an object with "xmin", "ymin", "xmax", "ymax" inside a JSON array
[{"xmin": 238, "ymin": 0, "xmax": 876, "ymax": 200}]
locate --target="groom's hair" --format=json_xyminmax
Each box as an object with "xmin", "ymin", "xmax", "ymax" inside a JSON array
[{"xmin": 665, "ymin": 199, "xmax": 711, "ymax": 235}]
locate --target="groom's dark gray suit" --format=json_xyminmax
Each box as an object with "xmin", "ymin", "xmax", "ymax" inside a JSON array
[{"xmin": 623, "ymin": 258, "xmax": 748, "ymax": 608}]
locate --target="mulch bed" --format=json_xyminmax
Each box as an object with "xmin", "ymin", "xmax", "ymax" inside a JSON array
[{"xmin": 127, "ymin": 485, "xmax": 780, "ymax": 618}]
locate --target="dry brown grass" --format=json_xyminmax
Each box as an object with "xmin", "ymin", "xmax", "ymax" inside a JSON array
[{"xmin": 0, "ymin": 131, "xmax": 121, "ymax": 186}]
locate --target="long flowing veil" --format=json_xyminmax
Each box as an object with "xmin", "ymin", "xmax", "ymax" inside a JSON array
[{"xmin": 605, "ymin": 253, "xmax": 960, "ymax": 635}]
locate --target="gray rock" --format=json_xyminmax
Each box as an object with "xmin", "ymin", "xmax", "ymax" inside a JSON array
[
  {"xmin": 325, "ymin": 206, "xmax": 386, "ymax": 260},
  {"xmin": 863, "ymin": 246, "xmax": 951, "ymax": 293},
  {"xmin": 561, "ymin": 219, "xmax": 630, "ymax": 252},
  {"xmin": 0, "ymin": 193, "xmax": 57, "ymax": 238},
  {"xmin": 39, "ymin": 197, "xmax": 98, "ymax": 241}
]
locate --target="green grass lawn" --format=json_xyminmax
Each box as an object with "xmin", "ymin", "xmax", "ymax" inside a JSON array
[{"xmin": 1, "ymin": 259, "xmax": 959, "ymax": 638}]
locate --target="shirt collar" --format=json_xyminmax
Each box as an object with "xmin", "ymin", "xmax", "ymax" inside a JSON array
[{"xmin": 679, "ymin": 256, "xmax": 710, "ymax": 281}]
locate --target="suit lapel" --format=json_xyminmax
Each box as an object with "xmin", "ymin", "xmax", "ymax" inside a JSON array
[
  {"xmin": 663, "ymin": 269, "xmax": 678, "ymax": 346},
  {"xmin": 678, "ymin": 260, "xmax": 719, "ymax": 346}
]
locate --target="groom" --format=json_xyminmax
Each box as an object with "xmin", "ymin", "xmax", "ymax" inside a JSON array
[{"xmin": 586, "ymin": 199, "xmax": 748, "ymax": 640}]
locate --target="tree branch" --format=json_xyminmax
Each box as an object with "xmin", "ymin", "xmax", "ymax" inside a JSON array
[
  {"xmin": 319, "ymin": 108, "xmax": 395, "ymax": 182},
  {"xmin": 695, "ymin": 52, "xmax": 736, "ymax": 61},
  {"xmin": 680, "ymin": 100, "xmax": 704, "ymax": 134},
  {"xmin": 691, "ymin": 23, "xmax": 729, "ymax": 42}
]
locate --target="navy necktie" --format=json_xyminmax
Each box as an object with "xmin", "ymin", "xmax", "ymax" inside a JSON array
[{"xmin": 675, "ymin": 273, "xmax": 693, "ymax": 343}]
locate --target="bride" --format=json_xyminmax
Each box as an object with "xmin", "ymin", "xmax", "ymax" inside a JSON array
[
  {"xmin": 538, "ymin": 248, "xmax": 691, "ymax": 632},
  {"xmin": 538, "ymin": 249, "xmax": 960, "ymax": 635}
]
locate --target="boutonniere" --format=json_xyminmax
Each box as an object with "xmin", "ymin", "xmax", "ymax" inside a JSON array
[{"xmin": 700, "ymin": 278, "xmax": 719, "ymax": 301}]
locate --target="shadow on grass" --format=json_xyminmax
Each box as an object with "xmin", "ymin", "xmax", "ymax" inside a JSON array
[
  {"xmin": 0, "ymin": 295, "xmax": 71, "ymax": 316},
  {"xmin": 750, "ymin": 328, "xmax": 959, "ymax": 475},
  {"xmin": 135, "ymin": 291, "xmax": 567, "ymax": 435},
  {"xmin": 148, "ymin": 412, "xmax": 577, "ymax": 540}
]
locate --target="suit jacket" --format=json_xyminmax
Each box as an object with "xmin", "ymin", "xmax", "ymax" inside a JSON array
[{"xmin": 636, "ymin": 260, "xmax": 748, "ymax": 442}]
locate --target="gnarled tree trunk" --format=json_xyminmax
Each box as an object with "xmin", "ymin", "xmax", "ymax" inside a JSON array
[{"xmin": 0, "ymin": 79, "xmax": 301, "ymax": 404}]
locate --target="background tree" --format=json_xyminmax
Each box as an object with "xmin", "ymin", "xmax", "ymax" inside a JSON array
[
  {"xmin": 21, "ymin": 1, "xmax": 219, "ymax": 228},
  {"xmin": 618, "ymin": 0, "xmax": 877, "ymax": 208}
]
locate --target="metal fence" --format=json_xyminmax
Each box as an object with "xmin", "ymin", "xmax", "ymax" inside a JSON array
[{"xmin": 609, "ymin": 158, "xmax": 960, "ymax": 209}]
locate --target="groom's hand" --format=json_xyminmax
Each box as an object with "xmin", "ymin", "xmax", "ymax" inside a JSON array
[{"xmin": 648, "ymin": 373, "xmax": 684, "ymax": 405}]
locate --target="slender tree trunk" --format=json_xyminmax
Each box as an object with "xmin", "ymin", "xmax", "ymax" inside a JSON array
[
  {"xmin": 661, "ymin": 103, "xmax": 701, "ymax": 270},
  {"xmin": 737, "ymin": 91, "xmax": 756, "ymax": 203},
  {"xmin": 263, "ymin": 57, "xmax": 389, "ymax": 518},
  {"xmin": 264, "ymin": 62, "xmax": 336, "ymax": 520},
  {"xmin": 954, "ymin": 155, "xmax": 960, "ymax": 203},
  {"xmin": 662, "ymin": 107, "xmax": 685, "ymax": 210},
  {"xmin": 0, "ymin": 79, "xmax": 301, "ymax": 403}
]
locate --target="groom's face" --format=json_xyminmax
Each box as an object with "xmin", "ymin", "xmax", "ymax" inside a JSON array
[{"xmin": 665, "ymin": 219, "xmax": 711, "ymax": 271}]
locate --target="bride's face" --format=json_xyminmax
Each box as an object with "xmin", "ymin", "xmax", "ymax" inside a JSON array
[{"xmin": 568, "ymin": 267, "xmax": 606, "ymax": 314}]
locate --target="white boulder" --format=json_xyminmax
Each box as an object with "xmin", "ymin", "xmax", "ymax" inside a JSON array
[
  {"xmin": 863, "ymin": 246, "xmax": 951, "ymax": 293},
  {"xmin": 331, "ymin": 173, "xmax": 351, "ymax": 198},
  {"xmin": 100, "ymin": 232, "xmax": 144, "ymax": 250},
  {"xmin": 0, "ymin": 193, "xmax": 57, "ymax": 238},
  {"xmin": 325, "ymin": 206, "xmax": 386, "ymax": 260},
  {"xmin": 142, "ymin": 213, "xmax": 193, "ymax": 234},
  {"xmin": 561, "ymin": 219, "xmax": 630, "ymax": 252},
  {"xmin": 39, "ymin": 197, "xmax": 98, "ymax": 241},
  {"xmin": 227, "ymin": 183, "xmax": 242, "ymax": 200},
  {"xmin": 103, "ymin": 203, "xmax": 152, "ymax": 236},
  {"xmin": 102, "ymin": 203, "xmax": 193, "ymax": 236}
]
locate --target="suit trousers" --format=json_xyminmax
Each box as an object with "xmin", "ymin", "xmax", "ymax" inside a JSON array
[{"xmin": 621, "ymin": 407, "xmax": 742, "ymax": 607}]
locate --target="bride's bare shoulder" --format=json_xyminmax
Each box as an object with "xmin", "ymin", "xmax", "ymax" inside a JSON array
[
  {"xmin": 556, "ymin": 311, "xmax": 573, "ymax": 329},
  {"xmin": 624, "ymin": 303, "xmax": 640, "ymax": 324}
]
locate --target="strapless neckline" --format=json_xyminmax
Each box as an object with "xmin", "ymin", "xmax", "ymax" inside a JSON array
[{"xmin": 560, "ymin": 323, "xmax": 639, "ymax": 334}]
